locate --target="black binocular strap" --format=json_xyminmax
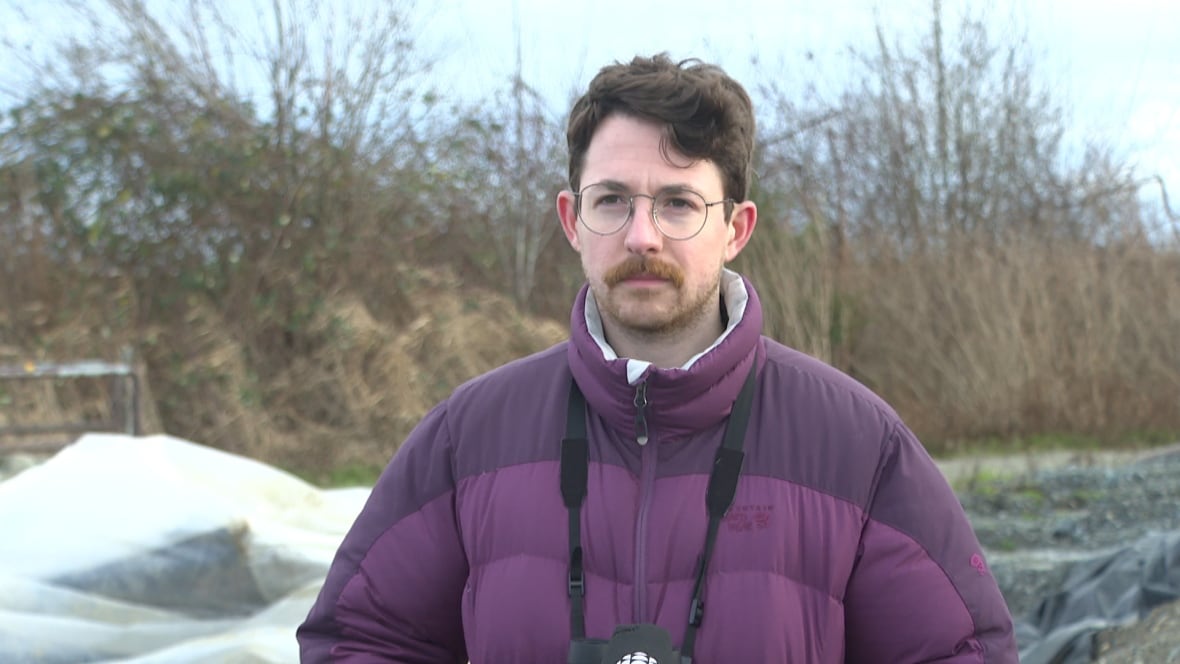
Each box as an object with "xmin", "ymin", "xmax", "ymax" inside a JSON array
[
  {"xmin": 561, "ymin": 381, "xmax": 590, "ymax": 640},
  {"xmin": 560, "ymin": 362, "xmax": 758, "ymax": 661},
  {"xmin": 679, "ymin": 362, "xmax": 757, "ymax": 662}
]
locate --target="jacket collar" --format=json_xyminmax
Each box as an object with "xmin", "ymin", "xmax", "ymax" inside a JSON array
[{"xmin": 567, "ymin": 269, "xmax": 764, "ymax": 441}]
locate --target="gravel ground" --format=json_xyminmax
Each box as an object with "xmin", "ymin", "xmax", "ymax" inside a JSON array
[{"xmin": 948, "ymin": 444, "xmax": 1180, "ymax": 662}]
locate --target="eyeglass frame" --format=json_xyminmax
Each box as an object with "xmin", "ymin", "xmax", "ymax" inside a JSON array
[{"xmin": 572, "ymin": 182, "xmax": 735, "ymax": 241}]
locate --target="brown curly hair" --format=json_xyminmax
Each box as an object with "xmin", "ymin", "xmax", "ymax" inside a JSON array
[{"xmin": 565, "ymin": 54, "xmax": 756, "ymax": 204}]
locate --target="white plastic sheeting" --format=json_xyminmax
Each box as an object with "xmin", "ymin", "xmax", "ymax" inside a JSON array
[{"xmin": 0, "ymin": 433, "xmax": 369, "ymax": 663}]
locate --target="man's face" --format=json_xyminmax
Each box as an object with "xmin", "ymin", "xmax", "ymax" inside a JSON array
[{"xmin": 557, "ymin": 114, "xmax": 755, "ymax": 338}]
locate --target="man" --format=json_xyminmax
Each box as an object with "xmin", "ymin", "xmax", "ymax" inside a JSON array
[{"xmin": 298, "ymin": 54, "xmax": 1018, "ymax": 662}]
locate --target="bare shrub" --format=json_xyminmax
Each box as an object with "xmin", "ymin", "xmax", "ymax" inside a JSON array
[
  {"xmin": 736, "ymin": 219, "xmax": 852, "ymax": 370},
  {"xmin": 0, "ymin": 0, "xmax": 446, "ymax": 457},
  {"xmin": 416, "ymin": 73, "xmax": 577, "ymax": 316},
  {"xmin": 853, "ymin": 231, "xmax": 1180, "ymax": 447},
  {"xmin": 749, "ymin": 1, "xmax": 1180, "ymax": 449}
]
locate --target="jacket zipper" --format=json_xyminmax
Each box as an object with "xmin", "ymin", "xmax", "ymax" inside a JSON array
[
  {"xmin": 633, "ymin": 380, "xmax": 654, "ymax": 621},
  {"xmin": 633, "ymin": 381, "xmax": 649, "ymax": 446}
]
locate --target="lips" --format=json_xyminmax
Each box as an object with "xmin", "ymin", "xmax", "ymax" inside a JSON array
[{"xmin": 622, "ymin": 273, "xmax": 668, "ymax": 283}]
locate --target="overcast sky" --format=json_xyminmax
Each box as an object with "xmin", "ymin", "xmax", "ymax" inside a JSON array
[{"xmin": 417, "ymin": 0, "xmax": 1178, "ymax": 213}]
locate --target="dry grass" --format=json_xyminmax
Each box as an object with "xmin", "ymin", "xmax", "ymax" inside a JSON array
[
  {"xmin": 121, "ymin": 265, "xmax": 566, "ymax": 474},
  {"xmin": 742, "ymin": 226, "xmax": 1180, "ymax": 451}
]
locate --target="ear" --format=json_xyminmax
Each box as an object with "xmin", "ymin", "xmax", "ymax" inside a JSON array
[
  {"xmin": 557, "ymin": 189, "xmax": 582, "ymax": 252},
  {"xmin": 723, "ymin": 200, "xmax": 757, "ymax": 262}
]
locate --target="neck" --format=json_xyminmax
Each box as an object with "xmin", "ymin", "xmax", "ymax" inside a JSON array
[{"xmin": 601, "ymin": 305, "xmax": 725, "ymax": 370}]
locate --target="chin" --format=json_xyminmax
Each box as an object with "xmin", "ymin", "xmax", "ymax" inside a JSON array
[
  {"xmin": 612, "ymin": 307, "xmax": 683, "ymax": 333},
  {"xmin": 618, "ymin": 318, "xmax": 675, "ymax": 334}
]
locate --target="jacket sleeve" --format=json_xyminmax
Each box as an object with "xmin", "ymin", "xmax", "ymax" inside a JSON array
[
  {"xmin": 843, "ymin": 423, "xmax": 1018, "ymax": 663},
  {"xmin": 297, "ymin": 403, "xmax": 468, "ymax": 663}
]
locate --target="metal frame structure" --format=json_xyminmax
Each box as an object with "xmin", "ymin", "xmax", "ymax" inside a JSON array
[{"xmin": 0, "ymin": 350, "xmax": 141, "ymax": 452}]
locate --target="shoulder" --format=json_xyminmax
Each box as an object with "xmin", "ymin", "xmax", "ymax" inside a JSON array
[
  {"xmin": 392, "ymin": 341, "xmax": 570, "ymax": 474},
  {"xmin": 448, "ymin": 341, "xmax": 570, "ymax": 410},
  {"xmin": 443, "ymin": 341, "xmax": 572, "ymax": 476},
  {"xmin": 758, "ymin": 337, "xmax": 900, "ymax": 429},
  {"xmin": 748, "ymin": 337, "xmax": 910, "ymax": 506}
]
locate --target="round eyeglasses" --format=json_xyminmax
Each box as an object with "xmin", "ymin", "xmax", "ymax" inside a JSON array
[{"xmin": 574, "ymin": 183, "xmax": 733, "ymax": 241}]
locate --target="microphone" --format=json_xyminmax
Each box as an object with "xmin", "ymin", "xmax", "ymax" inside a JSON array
[{"xmin": 602, "ymin": 624, "xmax": 679, "ymax": 664}]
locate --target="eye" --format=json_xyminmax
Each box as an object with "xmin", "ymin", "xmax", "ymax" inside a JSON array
[
  {"xmin": 591, "ymin": 192, "xmax": 629, "ymax": 210},
  {"xmin": 659, "ymin": 194, "xmax": 702, "ymax": 212}
]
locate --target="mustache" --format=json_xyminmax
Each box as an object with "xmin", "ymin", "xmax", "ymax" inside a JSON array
[{"xmin": 604, "ymin": 257, "xmax": 685, "ymax": 288}]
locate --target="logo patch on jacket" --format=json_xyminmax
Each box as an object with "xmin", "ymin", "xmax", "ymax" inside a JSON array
[
  {"xmin": 615, "ymin": 654, "xmax": 658, "ymax": 664},
  {"xmin": 724, "ymin": 504, "xmax": 774, "ymax": 532}
]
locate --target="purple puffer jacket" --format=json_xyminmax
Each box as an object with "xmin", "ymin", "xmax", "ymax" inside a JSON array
[{"xmin": 298, "ymin": 275, "xmax": 1017, "ymax": 662}]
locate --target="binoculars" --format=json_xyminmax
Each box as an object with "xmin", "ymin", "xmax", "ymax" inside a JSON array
[{"xmin": 568, "ymin": 623, "xmax": 680, "ymax": 664}]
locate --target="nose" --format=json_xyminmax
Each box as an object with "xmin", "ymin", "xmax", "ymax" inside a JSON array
[{"xmin": 623, "ymin": 196, "xmax": 663, "ymax": 254}]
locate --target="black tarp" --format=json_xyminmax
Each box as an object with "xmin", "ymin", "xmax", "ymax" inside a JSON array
[{"xmin": 1016, "ymin": 530, "xmax": 1180, "ymax": 663}]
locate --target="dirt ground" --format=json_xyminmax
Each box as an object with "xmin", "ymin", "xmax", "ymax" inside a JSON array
[{"xmin": 1093, "ymin": 600, "xmax": 1180, "ymax": 662}]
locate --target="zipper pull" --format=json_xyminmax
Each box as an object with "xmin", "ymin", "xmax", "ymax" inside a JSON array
[{"xmin": 634, "ymin": 381, "xmax": 649, "ymax": 446}]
